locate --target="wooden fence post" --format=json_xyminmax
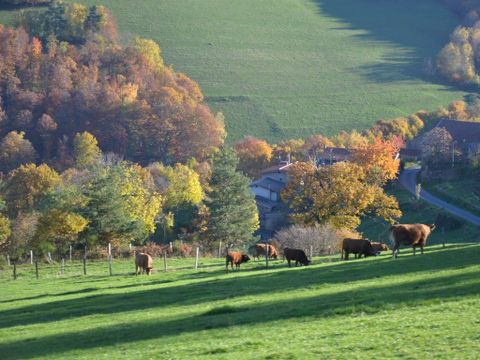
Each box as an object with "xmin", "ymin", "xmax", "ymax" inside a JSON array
[
  {"xmin": 13, "ymin": 262, "xmax": 16, "ymax": 280},
  {"xmin": 6, "ymin": 254, "xmax": 10, "ymax": 266},
  {"xmin": 163, "ymin": 252, "xmax": 167, "ymax": 272},
  {"xmin": 195, "ymin": 247, "xmax": 199, "ymax": 270},
  {"xmin": 108, "ymin": 243, "xmax": 112, "ymax": 276},
  {"xmin": 218, "ymin": 241, "xmax": 222, "ymax": 258},
  {"xmin": 310, "ymin": 245, "xmax": 313, "ymax": 261},
  {"xmin": 83, "ymin": 244, "xmax": 87, "ymax": 275},
  {"xmin": 61, "ymin": 258, "xmax": 65, "ymax": 275},
  {"xmin": 30, "ymin": 250, "xmax": 33, "ymax": 265},
  {"xmin": 442, "ymin": 226, "xmax": 446, "ymax": 248},
  {"xmin": 69, "ymin": 245, "xmax": 72, "ymax": 262}
]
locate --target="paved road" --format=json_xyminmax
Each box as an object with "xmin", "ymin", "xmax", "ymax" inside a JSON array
[{"xmin": 399, "ymin": 168, "xmax": 480, "ymax": 227}]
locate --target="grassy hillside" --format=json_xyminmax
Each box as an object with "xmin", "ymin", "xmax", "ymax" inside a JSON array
[
  {"xmin": 1, "ymin": 245, "xmax": 480, "ymax": 359},
  {"xmin": 0, "ymin": 0, "xmax": 468, "ymax": 142}
]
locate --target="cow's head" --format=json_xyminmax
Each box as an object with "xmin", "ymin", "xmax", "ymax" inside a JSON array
[{"xmin": 242, "ymin": 254, "xmax": 251, "ymax": 263}]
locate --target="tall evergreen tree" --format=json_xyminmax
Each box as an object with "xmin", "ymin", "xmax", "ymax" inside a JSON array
[{"xmin": 205, "ymin": 147, "xmax": 259, "ymax": 248}]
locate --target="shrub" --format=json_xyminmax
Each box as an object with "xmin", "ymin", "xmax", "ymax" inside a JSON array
[{"xmin": 273, "ymin": 223, "xmax": 360, "ymax": 256}]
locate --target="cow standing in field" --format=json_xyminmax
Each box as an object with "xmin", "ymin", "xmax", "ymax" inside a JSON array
[
  {"xmin": 341, "ymin": 238, "xmax": 377, "ymax": 260},
  {"xmin": 248, "ymin": 244, "xmax": 279, "ymax": 261},
  {"xmin": 226, "ymin": 251, "xmax": 250, "ymax": 270},
  {"xmin": 390, "ymin": 223, "xmax": 435, "ymax": 258},
  {"xmin": 283, "ymin": 248, "xmax": 310, "ymax": 267},
  {"xmin": 135, "ymin": 251, "xmax": 153, "ymax": 275},
  {"xmin": 371, "ymin": 242, "xmax": 389, "ymax": 255}
]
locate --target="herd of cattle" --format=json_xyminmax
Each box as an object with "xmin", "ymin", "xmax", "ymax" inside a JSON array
[{"xmin": 135, "ymin": 223, "xmax": 436, "ymax": 274}]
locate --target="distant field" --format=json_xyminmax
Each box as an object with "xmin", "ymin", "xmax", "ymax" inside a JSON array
[
  {"xmin": 1, "ymin": 245, "xmax": 480, "ymax": 359},
  {"xmin": 0, "ymin": 0, "xmax": 468, "ymax": 142}
]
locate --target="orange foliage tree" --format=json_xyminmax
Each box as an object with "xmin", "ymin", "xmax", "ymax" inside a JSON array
[
  {"xmin": 234, "ymin": 136, "xmax": 273, "ymax": 178},
  {"xmin": 352, "ymin": 137, "xmax": 402, "ymax": 185}
]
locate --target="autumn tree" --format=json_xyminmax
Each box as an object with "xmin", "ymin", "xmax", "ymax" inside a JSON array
[
  {"xmin": 421, "ymin": 127, "xmax": 457, "ymax": 166},
  {"xmin": 272, "ymin": 139, "xmax": 305, "ymax": 162},
  {"xmin": 0, "ymin": 131, "xmax": 37, "ymax": 173},
  {"xmin": 302, "ymin": 134, "xmax": 334, "ymax": 163},
  {"xmin": 204, "ymin": 147, "xmax": 259, "ymax": 248},
  {"xmin": 148, "ymin": 162, "xmax": 203, "ymax": 238},
  {"xmin": 235, "ymin": 136, "xmax": 273, "ymax": 178},
  {"xmin": 3, "ymin": 163, "xmax": 61, "ymax": 217},
  {"xmin": 0, "ymin": 198, "xmax": 11, "ymax": 253},
  {"xmin": 282, "ymin": 162, "xmax": 401, "ymax": 230},
  {"xmin": 352, "ymin": 137, "xmax": 401, "ymax": 185},
  {"xmin": 34, "ymin": 209, "xmax": 88, "ymax": 255},
  {"xmin": 73, "ymin": 131, "xmax": 101, "ymax": 169}
]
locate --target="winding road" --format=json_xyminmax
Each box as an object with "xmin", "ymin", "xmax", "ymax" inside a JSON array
[{"xmin": 399, "ymin": 168, "xmax": 480, "ymax": 227}]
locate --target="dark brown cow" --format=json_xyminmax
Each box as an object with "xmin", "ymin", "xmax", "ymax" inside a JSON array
[
  {"xmin": 283, "ymin": 248, "xmax": 310, "ymax": 267},
  {"xmin": 341, "ymin": 238, "xmax": 376, "ymax": 260},
  {"xmin": 371, "ymin": 242, "xmax": 389, "ymax": 254},
  {"xmin": 249, "ymin": 244, "xmax": 279, "ymax": 261},
  {"xmin": 134, "ymin": 251, "xmax": 153, "ymax": 275},
  {"xmin": 390, "ymin": 223, "xmax": 435, "ymax": 258},
  {"xmin": 226, "ymin": 251, "xmax": 250, "ymax": 270}
]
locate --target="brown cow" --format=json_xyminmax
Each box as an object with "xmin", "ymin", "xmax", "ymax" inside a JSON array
[
  {"xmin": 248, "ymin": 244, "xmax": 279, "ymax": 261},
  {"xmin": 341, "ymin": 238, "xmax": 377, "ymax": 260},
  {"xmin": 135, "ymin": 251, "xmax": 153, "ymax": 275},
  {"xmin": 226, "ymin": 251, "xmax": 250, "ymax": 270},
  {"xmin": 390, "ymin": 223, "xmax": 435, "ymax": 258},
  {"xmin": 283, "ymin": 248, "xmax": 310, "ymax": 267},
  {"xmin": 371, "ymin": 242, "xmax": 389, "ymax": 254}
]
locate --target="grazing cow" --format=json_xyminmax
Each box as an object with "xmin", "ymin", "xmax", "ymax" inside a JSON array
[
  {"xmin": 226, "ymin": 251, "xmax": 250, "ymax": 270},
  {"xmin": 135, "ymin": 251, "xmax": 153, "ymax": 275},
  {"xmin": 390, "ymin": 223, "xmax": 435, "ymax": 258},
  {"xmin": 371, "ymin": 242, "xmax": 389, "ymax": 255},
  {"xmin": 248, "ymin": 244, "xmax": 279, "ymax": 261},
  {"xmin": 341, "ymin": 238, "xmax": 376, "ymax": 260},
  {"xmin": 283, "ymin": 248, "xmax": 310, "ymax": 267}
]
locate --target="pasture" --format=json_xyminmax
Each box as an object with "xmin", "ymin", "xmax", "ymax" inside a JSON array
[
  {"xmin": 0, "ymin": 0, "xmax": 468, "ymax": 142},
  {"xmin": 1, "ymin": 244, "xmax": 480, "ymax": 359}
]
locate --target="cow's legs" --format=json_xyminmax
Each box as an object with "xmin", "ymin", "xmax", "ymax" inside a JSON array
[
  {"xmin": 392, "ymin": 244, "xmax": 399, "ymax": 259},
  {"xmin": 413, "ymin": 247, "xmax": 416, "ymax": 256},
  {"xmin": 345, "ymin": 251, "xmax": 349, "ymax": 260},
  {"xmin": 287, "ymin": 259, "xmax": 291, "ymax": 267},
  {"xmin": 420, "ymin": 246, "xmax": 424, "ymax": 255},
  {"xmin": 295, "ymin": 260, "xmax": 299, "ymax": 267}
]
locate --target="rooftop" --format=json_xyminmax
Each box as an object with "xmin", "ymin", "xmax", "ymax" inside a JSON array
[
  {"xmin": 251, "ymin": 177, "xmax": 287, "ymax": 193},
  {"xmin": 435, "ymin": 119, "xmax": 480, "ymax": 144}
]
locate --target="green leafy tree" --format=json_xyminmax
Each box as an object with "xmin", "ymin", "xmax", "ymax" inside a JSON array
[
  {"xmin": 81, "ymin": 162, "xmax": 161, "ymax": 247},
  {"xmin": 204, "ymin": 147, "xmax": 259, "ymax": 248},
  {"xmin": 73, "ymin": 131, "xmax": 101, "ymax": 169}
]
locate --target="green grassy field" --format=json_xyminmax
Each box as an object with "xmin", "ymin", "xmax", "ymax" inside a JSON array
[
  {"xmin": 0, "ymin": 0, "xmax": 468, "ymax": 142},
  {"xmin": 1, "ymin": 245, "xmax": 480, "ymax": 359}
]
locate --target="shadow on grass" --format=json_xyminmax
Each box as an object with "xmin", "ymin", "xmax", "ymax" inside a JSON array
[
  {"xmin": 0, "ymin": 244, "xmax": 477, "ymax": 331},
  {"xmin": 2, "ymin": 267, "xmax": 479, "ymax": 359},
  {"xmin": 312, "ymin": 0, "xmax": 461, "ymax": 86}
]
